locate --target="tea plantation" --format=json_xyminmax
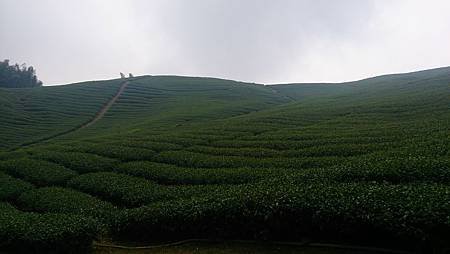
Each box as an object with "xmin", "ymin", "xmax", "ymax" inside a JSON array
[{"xmin": 0, "ymin": 68, "xmax": 449, "ymax": 253}]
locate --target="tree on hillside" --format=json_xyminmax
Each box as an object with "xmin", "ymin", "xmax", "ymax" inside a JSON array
[{"xmin": 0, "ymin": 59, "xmax": 43, "ymax": 88}]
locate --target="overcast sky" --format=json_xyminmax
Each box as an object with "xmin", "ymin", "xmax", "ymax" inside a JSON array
[{"xmin": 1, "ymin": 0, "xmax": 450, "ymax": 85}]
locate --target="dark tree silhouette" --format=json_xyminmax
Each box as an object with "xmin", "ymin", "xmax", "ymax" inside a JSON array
[{"xmin": 0, "ymin": 59, "xmax": 43, "ymax": 88}]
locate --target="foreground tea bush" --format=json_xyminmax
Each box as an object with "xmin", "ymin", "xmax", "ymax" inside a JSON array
[
  {"xmin": 0, "ymin": 172, "xmax": 34, "ymax": 201},
  {"xmin": 0, "ymin": 202, "xmax": 99, "ymax": 253},
  {"xmin": 115, "ymin": 181, "xmax": 450, "ymax": 251},
  {"xmin": 17, "ymin": 187, "xmax": 117, "ymax": 222},
  {"xmin": 0, "ymin": 158, "xmax": 77, "ymax": 186}
]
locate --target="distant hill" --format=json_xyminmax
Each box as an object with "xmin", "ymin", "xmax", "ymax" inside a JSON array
[{"xmin": 1, "ymin": 67, "xmax": 449, "ymax": 149}]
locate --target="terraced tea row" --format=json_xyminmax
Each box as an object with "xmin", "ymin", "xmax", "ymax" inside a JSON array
[{"xmin": 0, "ymin": 79, "xmax": 123, "ymax": 149}]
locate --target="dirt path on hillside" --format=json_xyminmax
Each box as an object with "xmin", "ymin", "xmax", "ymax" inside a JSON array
[
  {"xmin": 81, "ymin": 80, "xmax": 129, "ymax": 128},
  {"xmin": 13, "ymin": 80, "xmax": 129, "ymax": 150}
]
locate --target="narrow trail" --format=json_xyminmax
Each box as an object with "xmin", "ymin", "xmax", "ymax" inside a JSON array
[
  {"xmin": 13, "ymin": 80, "xmax": 129, "ymax": 150},
  {"xmin": 81, "ymin": 80, "xmax": 129, "ymax": 128},
  {"xmin": 266, "ymin": 85, "xmax": 296, "ymax": 102}
]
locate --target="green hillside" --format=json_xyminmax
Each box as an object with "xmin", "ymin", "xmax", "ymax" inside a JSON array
[
  {"xmin": 0, "ymin": 67, "xmax": 449, "ymax": 253},
  {"xmin": 0, "ymin": 79, "xmax": 123, "ymax": 149}
]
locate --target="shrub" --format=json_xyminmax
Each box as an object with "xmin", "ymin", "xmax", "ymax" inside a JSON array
[
  {"xmin": 0, "ymin": 202, "xmax": 99, "ymax": 253},
  {"xmin": 115, "ymin": 161, "xmax": 274, "ymax": 185},
  {"xmin": 330, "ymin": 156, "xmax": 450, "ymax": 184},
  {"xmin": 187, "ymin": 145, "xmax": 281, "ymax": 158},
  {"xmin": 156, "ymin": 150, "xmax": 340, "ymax": 169},
  {"xmin": 66, "ymin": 143, "xmax": 156, "ymax": 161},
  {"xmin": 0, "ymin": 172, "xmax": 34, "ymax": 201},
  {"xmin": 0, "ymin": 158, "xmax": 77, "ymax": 186},
  {"xmin": 68, "ymin": 172, "xmax": 232, "ymax": 207},
  {"xmin": 67, "ymin": 172, "xmax": 171, "ymax": 207},
  {"xmin": 114, "ymin": 181, "xmax": 450, "ymax": 251},
  {"xmin": 31, "ymin": 150, "xmax": 119, "ymax": 173},
  {"xmin": 17, "ymin": 187, "xmax": 116, "ymax": 222}
]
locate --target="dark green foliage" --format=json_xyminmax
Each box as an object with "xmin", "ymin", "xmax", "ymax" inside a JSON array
[
  {"xmin": 67, "ymin": 172, "xmax": 223, "ymax": 207},
  {"xmin": 187, "ymin": 145, "xmax": 282, "ymax": 158},
  {"xmin": 0, "ymin": 59, "xmax": 42, "ymax": 88},
  {"xmin": 0, "ymin": 172, "xmax": 34, "ymax": 201},
  {"xmin": 17, "ymin": 187, "xmax": 116, "ymax": 222},
  {"xmin": 0, "ymin": 67, "xmax": 450, "ymax": 252},
  {"xmin": 330, "ymin": 155, "xmax": 450, "ymax": 183},
  {"xmin": 65, "ymin": 143, "xmax": 156, "ymax": 161},
  {"xmin": 0, "ymin": 150, "xmax": 29, "ymax": 161},
  {"xmin": 115, "ymin": 181, "xmax": 450, "ymax": 248},
  {"xmin": 0, "ymin": 202, "xmax": 99, "ymax": 253},
  {"xmin": 31, "ymin": 150, "xmax": 119, "ymax": 173},
  {"xmin": 0, "ymin": 79, "xmax": 122, "ymax": 149},
  {"xmin": 116, "ymin": 161, "xmax": 275, "ymax": 185},
  {"xmin": 0, "ymin": 158, "xmax": 77, "ymax": 186},
  {"xmin": 156, "ymin": 150, "xmax": 340, "ymax": 169},
  {"xmin": 67, "ymin": 172, "xmax": 169, "ymax": 207},
  {"xmin": 96, "ymin": 139, "xmax": 184, "ymax": 152}
]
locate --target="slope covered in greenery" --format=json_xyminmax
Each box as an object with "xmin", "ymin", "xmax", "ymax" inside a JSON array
[
  {"xmin": 0, "ymin": 79, "xmax": 123, "ymax": 149},
  {"xmin": 0, "ymin": 67, "xmax": 449, "ymax": 253}
]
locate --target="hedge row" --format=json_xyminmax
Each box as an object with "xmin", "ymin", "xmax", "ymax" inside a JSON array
[
  {"xmin": 31, "ymin": 150, "xmax": 119, "ymax": 173},
  {"xmin": 188, "ymin": 143, "xmax": 389, "ymax": 158},
  {"xmin": 67, "ymin": 172, "xmax": 168, "ymax": 207},
  {"xmin": 155, "ymin": 150, "xmax": 341, "ymax": 169},
  {"xmin": 67, "ymin": 172, "xmax": 230, "ymax": 207},
  {"xmin": 99, "ymin": 140, "xmax": 183, "ymax": 152},
  {"xmin": 284, "ymin": 156, "xmax": 450, "ymax": 185},
  {"xmin": 115, "ymin": 161, "xmax": 274, "ymax": 185},
  {"xmin": 114, "ymin": 181, "xmax": 450, "ymax": 251},
  {"xmin": 331, "ymin": 155, "xmax": 450, "ymax": 184},
  {"xmin": 0, "ymin": 158, "xmax": 77, "ymax": 186},
  {"xmin": 0, "ymin": 202, "xmax": 99, "ymax": 253},
  {"xmin": 17, "ymin": 187, "xmax": 117, "ymax": 222},
  {"xmin": 187, "ymin": 145, "xmax": 281, "ymax": 158},
  {"xmin": 0, "ymin": 172, "xmax": 34, "ymax": 201},
  {"xmin": 66, "ymin": 143, "xmax": 156, "ymax": 161}
]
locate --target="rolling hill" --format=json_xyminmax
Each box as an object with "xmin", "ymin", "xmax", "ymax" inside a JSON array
[{"xmin": 0, "ymin": 67, "xmax": 449, "ymax": 253}]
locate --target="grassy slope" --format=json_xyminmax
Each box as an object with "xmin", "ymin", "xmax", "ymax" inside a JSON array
[
  {"xmin": 0, "ymin": 67, "xmax": 449, "ymax": 252},
  {"xmin": 36, "ymin": 76, "xmax": 290, "ymax": 143},
  {"xmin": 0, "ymin": 79, "xmax": 123, "ymax": 150}
]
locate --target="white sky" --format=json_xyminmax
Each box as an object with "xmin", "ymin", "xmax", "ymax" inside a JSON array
[{"xmin": 1, "ymin": 0, "xmax": 450, "ymax": 85}]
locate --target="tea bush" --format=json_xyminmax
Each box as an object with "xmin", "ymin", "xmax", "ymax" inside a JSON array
[
  {"xmin": 0, "ymin": 158, "xmax": 77, "ymax": 186},
  {"xmin": 115, "ymin": 181, "xmax": 450, "ymax": 249},
  {"xmin": 17, "ymin": 187, "xmax": 117, "ymax": 222},
  {"xmin": 67, "ymin": 172, "xmax": 172, "ymax": 207},
  {"xmin": 115, "ymin": 161, "xmax": 273, "ymax": 185},
  {"xmin": 0, "ymin": 172, "xmax": 34, "ymax": 201},
  {"xmin": 0, "ymin": 202, "xmax": 99, "ymax": 253},
  {"xmin": 63, "ymin": 143, "xmax": 157, "ymax": 161},
  {"xmin": 331, "ymin": 156, "xmax": 450, "ymax": 183},
  {"xmin": 31, "ymin": 150, "xmax": 119, "ymax": 173}
]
